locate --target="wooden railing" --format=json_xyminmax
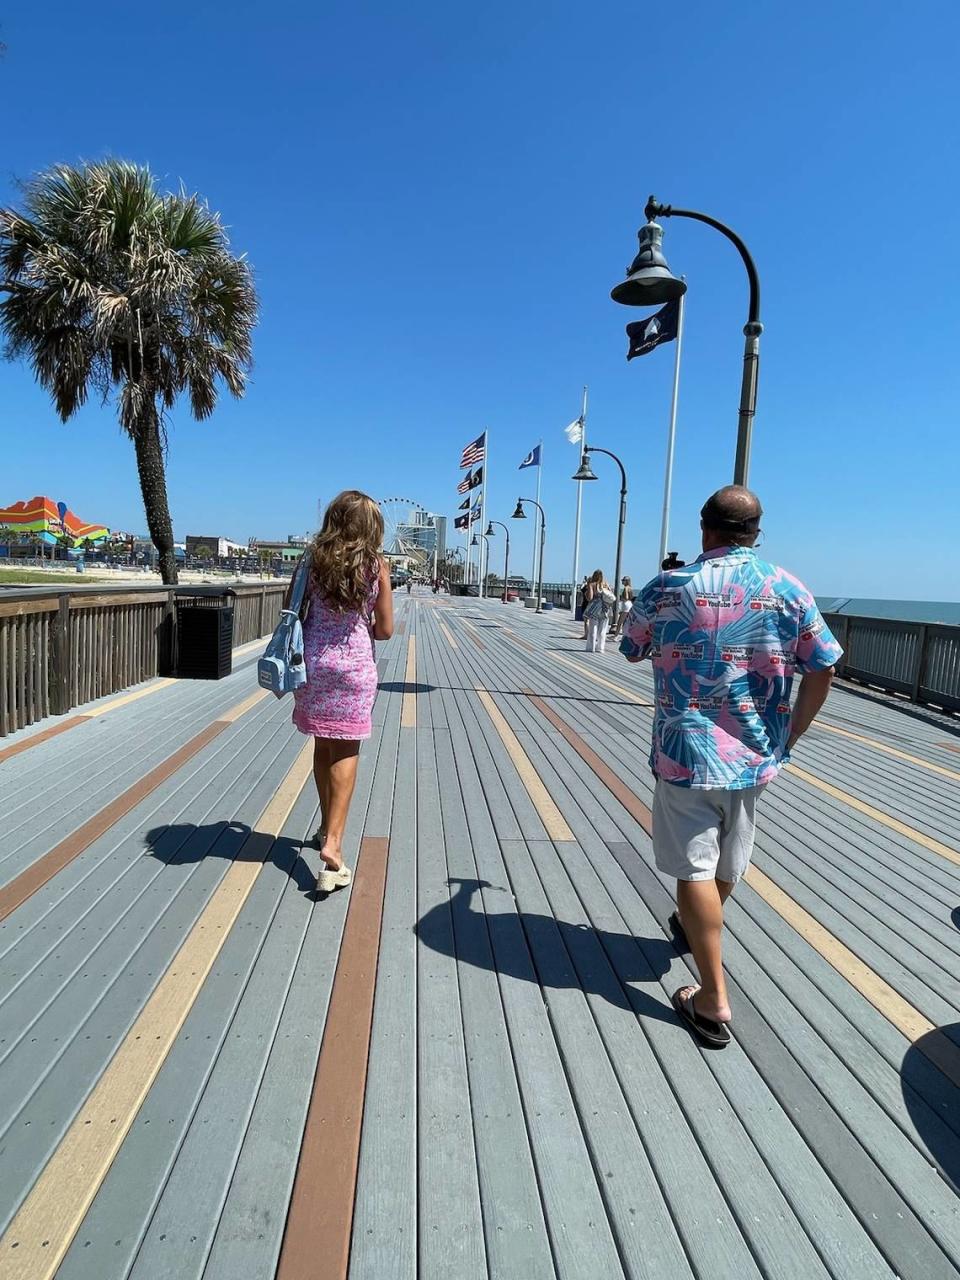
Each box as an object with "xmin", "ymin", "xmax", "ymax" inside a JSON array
[
  {"xmin": 0, "ymin": 582, "xmax": 287, "ymax": 737},
  {"xmin": 823, "ymin": 612, "xmax": 960, "ymax": 713}
]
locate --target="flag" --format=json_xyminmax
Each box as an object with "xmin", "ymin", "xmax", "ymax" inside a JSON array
[
  {"xmin": 519, "ymin": 444, "xmax": 541, "ymax": 469},
  {"xmin": 458, "ymin": 497, "xmax": 470, "ymax": 510},
  {"xmin": 457, "ymin": 469, "xmax": 474, "ymax": 494},
  {"xmin": 626, "ymin": 299, "xmax": 680, "ymax": 360},
  {"xmin": 454, "ymin": 513, "xmax": 469, "ymax": 530},
  {"xmin": 470, "ymin": 506, "xmax": 482, "ymax": 524},
  {"xmin": 459, "ymin": 433, "xmax": 486, "ymax": 468},
  {"xmin": 470, "ymin": 495, "xmax": 482, "ymax": 512},
  {"xmin": 564, "ymin": 418, "xmax": 583, "ymax": 445}
]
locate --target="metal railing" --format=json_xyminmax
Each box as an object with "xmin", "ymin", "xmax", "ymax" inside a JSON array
[
  {"xmin": 824, "ymin": 612, "xmax": 960, "ymax": 712},
  {"xmin": 0, "ymin": 582, "xmax": 287, "ymax": 737}
]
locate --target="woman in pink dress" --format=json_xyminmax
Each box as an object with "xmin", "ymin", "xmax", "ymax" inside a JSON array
[{"xmin": 292, "ymin": 491, "xmax": 393, "ymax": 893}]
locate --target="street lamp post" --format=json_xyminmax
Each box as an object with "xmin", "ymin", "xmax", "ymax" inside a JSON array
[
  {"xmin": 573, "ymin": 447, "xmax": 627, "ymax": 633},
  {"xmin": 485, "ymin": 520, "xmax": 511, "ymax": 602},
  {"xmin": 511, "ymin": 498, "xmax": 546, "ymax": 614},
  {"xmin": 611, "ymin": 195, "xmax": 762, "ymax": 487},
  {"xmin": 471, "ymin": 530, "xmax": 493, "ymax": 596}
]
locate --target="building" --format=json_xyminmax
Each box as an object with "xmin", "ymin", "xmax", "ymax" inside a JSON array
[
  {"xmin": 249, "ymin": 535, "xmax": 309, "ymax": 564},
  {"xmin": 185, "ymin": 535, "xmax": 246, "ymax": 560}
]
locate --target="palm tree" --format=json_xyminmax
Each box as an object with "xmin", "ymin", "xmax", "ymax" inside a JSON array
[{"xmin": 0, "ymin": 161, "xmax": 257, "ymax": 584}]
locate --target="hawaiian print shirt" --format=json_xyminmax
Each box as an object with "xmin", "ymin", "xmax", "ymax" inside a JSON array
[{"xmin": 619, "ymin": 546, "xmax": 842, "ymax": 790}]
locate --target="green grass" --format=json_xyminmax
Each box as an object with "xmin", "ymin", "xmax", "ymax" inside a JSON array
[{"xmin": 0, "ymin": 568, "xmax": 107, "ymax": 585}]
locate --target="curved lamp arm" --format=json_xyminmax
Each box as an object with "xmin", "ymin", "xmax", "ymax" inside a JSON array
[{"xmin": 645, "ymin": 196, "xmax": 761, "ymax": 331}]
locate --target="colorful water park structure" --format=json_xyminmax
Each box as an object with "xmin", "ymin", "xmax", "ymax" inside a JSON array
[{"xmin": 0, "ymin": 496, "xmax": 110, "ymax": 548}]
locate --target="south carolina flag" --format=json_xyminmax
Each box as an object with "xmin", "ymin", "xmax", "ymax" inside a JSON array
[{"xmin": 519, "ymin": 444, "xmax": 541, "ymax": 469}]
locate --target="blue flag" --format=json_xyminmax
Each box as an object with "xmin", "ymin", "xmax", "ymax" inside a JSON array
[{"xmin": 519, "ymin": 444, "xmax": 541, "ymax": 469}]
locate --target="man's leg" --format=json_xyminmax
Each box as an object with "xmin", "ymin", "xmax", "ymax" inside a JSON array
[{"xmin": 675, "ymin": 878, "xmax": 732, "ymax": 1024}]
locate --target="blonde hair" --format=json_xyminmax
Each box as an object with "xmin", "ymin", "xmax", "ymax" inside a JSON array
[
  {"xmin": 308, "ymin": 491, "xmax": 384, "ymax": 613},
  {"xmin": 589, "ymin": 568, "xmax": 604, "ymax": 585}
]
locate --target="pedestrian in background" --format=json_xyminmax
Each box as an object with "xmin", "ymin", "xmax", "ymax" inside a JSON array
[
  {"xmin": 620, "ymin": 486, "xmax": 841, "ymax": 1046},
  {"xmin": 614, "ymin": 575, "xmax": 634, "ymax": 635},
  {"xmin": 292, "ymin": 491, "xmax": 394, "ymax": 894},
  {"xmin": 583, "ymin": 569, "xmax": 615, "ymax": 652}
]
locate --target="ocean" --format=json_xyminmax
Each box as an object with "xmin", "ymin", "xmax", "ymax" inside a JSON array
[{"xmin": 817, "ymin": 597, "xmax": 960, "ymax": 626}]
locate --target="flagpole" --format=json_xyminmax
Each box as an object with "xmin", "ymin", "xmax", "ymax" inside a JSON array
[
  {"xmin": 531, "ymin": 438, "xmax": 542, "ymax": 600},
  {"xmin": 658, "ymin": 292, "xmax": 685, "ymax": 566},
  {"xmin": 571, "ymin": 385, "xmax": 588, "ymax": 612},
  {"xmin": 479, "ymin": 430, "xmax": 489, "ymax": 597}
]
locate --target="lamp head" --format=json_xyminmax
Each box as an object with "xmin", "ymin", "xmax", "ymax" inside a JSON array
[
  {"xmin": 572, "ymin": 453, "xmax": 598, "ymax": 482},
  {"xmin": 485, "ymin": 521, "xmax": 495, "ymax": 536},
  {"xmin": 610, "ymin": 220, "xmax": 687, "ymax": 307},
  {"xmin": 511, "ymin": 500, "xmax": 526, "ymax": 520},
  {"xmin": 470, "ymin": 533, "xmax": 479, "ymax": 546}
]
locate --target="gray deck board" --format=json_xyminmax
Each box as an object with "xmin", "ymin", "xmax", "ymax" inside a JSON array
[
  {"xmin": 1, "ymin": 598, "xmax": 958, "ymax": 1279},
  {"xmin": 409, "ymin": 642, "xmax": 487, "ymax": 1280}
]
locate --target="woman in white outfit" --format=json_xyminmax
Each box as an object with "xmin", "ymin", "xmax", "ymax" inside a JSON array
[
  {"xmin": 614, "ymin": 575, "xmax": 634, "ymax": 635},
  {"xmin": 583, "ymin": 569, "xmax": 614, "ymax": 652}
]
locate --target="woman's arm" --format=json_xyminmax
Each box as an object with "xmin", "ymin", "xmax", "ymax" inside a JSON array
[{"xmin": 373, "ymin": 558, "xmax": 394, "ymax": 640}]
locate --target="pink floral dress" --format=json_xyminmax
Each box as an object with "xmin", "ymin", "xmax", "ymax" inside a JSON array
[{"xmin": 292, "ymin": 574, "xmax": 380, "ymax": 740}]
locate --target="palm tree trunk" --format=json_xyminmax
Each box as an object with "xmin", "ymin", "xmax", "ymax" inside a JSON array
[{"xmin": 132, "ymin": 408, "xmax": 178, "ymax": 585}]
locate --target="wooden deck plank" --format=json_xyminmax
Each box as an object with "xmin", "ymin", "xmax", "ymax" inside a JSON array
[
  {"xmin": 55, "ymin": 781, "xmax": 321, "ymax": 1280},
  {"xmin": 429, "ymin": 621, "xmax": 681, "ymax": 1279},
  {"xmin": 203, "ymin": 637, "xmax": 406, "ymax": 1280},
  {"xmin": 349, "ymin": 739, "xmax": 419, "ymax": 1275},
  {"xmin": 443, "ymin": 611, "xmax": 885, "ymax": 1279},
  {"xmin": 409, "ymin": 634, "xmax": 487, "ymax": 1280},
  {"xmin": 0, "ymin": 731, "xmax": 308, "ymax": 1238},
  {"xmin": 419, "ymin": 629, "xmax": 558, "ymax": 1280}
]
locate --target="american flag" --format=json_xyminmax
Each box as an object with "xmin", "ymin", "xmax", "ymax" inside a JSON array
[
  {"xmin": 457, "ymin": 469, "xmax": 474, "ymax": 495},
  {"xmin": 459, "ymin": 432, "xmax": 486, "ymax": 469}
]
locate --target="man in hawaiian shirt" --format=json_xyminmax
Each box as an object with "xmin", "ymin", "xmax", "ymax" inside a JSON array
[{"xmin": 620, "ymin": 486, "xmax": 841, "ymax": 1047}]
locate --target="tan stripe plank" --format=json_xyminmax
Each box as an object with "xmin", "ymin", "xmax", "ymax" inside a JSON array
[
  {"xmin": 476, "ymin": 687, "xmax": 574, "ymax": 841},
  {"xmin": 0, "ymin": 743, "xmax": 314, "ymax": 1280},
  {"xmin": 523, "ymin": 692, "xmax": 960, "ymax": 1087},
  {"xmin": 81, "ymin": 678, "xmax": 176, "ymax": 718},
  {"xmin": 818, "ymin": 722, "xmax": 960, "ymax": 783},
  {"xmin": 788, "ymin": 764, "xmax": 960, "ymax": 866},
  {"xmin": 437, "ymin": 619, "xmax": 458, "ymax": 650},
  {"xmin": 276, "ymin": 836, "xmax": 390, "ymax": 1280}
]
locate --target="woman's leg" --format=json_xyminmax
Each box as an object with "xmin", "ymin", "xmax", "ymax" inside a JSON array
[
  {"xmin": 597, "ymin": 621, "xmax": 608, "ymax": 653},
  {"xmin": 312, "ymin": 738, "xmax": 331, "ymax": 833},
  {"xmin": 320, "ymin": 739, "xmax": 362, "ymax": 871}
]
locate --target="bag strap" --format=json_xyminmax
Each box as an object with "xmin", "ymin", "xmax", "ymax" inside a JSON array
[{"xmin": 280, "ymin": 554, "xmax": 310, "ymax": 618}]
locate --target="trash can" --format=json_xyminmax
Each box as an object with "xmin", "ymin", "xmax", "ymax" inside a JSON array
[{"xmin": 176, "ymin": 593, "xmax": 234, "ymax": 679}]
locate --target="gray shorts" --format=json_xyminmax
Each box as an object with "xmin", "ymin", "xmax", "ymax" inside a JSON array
[{"xmin": 652, "ymin": 779, "xmax": 763, "ymax": 884}]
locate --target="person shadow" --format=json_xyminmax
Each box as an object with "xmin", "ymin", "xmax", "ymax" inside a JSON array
[
  {"xmin": 416, "ymin": 876, "xmax": 678, "ymax": 1023},
  {"xmin": 901, "ymin": 1024, "xmax": 960, "ymax": 1195},
  {"xmin": 143, "ymin": 820, "xmax": 316, "ymax": 894},
  {"xmin": 951, "ymin": 906, "xmax": 960, "ymax": 932}
]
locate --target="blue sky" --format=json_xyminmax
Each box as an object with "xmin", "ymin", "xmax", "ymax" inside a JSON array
[{"xmin": 1, "ymin": 2, "xmax": 958, "ymax": 599}]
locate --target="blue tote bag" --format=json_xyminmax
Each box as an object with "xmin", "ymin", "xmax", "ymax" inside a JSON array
[{"xmin": 257, "ymin": 556, "xmax": 310, "ymax": 697}]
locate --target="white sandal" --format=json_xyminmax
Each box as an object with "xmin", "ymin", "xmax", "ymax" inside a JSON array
[{"xmin": 317, "ymin": 864, "xmax": 352, "ymax": 894}]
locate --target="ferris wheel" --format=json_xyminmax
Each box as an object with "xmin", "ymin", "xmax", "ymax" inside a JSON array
[{"xmin": 378, "ymin": 496, "xmax": 433, "ymax": 568}]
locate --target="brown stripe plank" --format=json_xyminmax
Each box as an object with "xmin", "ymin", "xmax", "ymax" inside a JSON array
[
  {"xmin": 0, "ymin": 716, "xmax": 88, "ymax": 764},
  {"xmin": 276, "ymin": 835, "xmax": 390, "ymax": 1280},
  {"xmin": 1, "ymin": 719, "xmax": 227, "ymax": 922},
  {"xmin": 524, "ymin": 688, "xmax": 653, "ymax": 830}
]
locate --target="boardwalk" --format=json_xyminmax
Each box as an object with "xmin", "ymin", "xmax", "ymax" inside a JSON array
[{"xmin": 0, "ymin": 594, "xmax": 958, "ymax": 1280}]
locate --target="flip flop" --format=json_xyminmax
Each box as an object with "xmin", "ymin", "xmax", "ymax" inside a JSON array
[
  {"xmin": 668, "ymin": 910, "xmax": 689, "ymax": 951},
  {"xmin": 672, "ymin": 987, "xmax": 731, "ymax": 1048},
  {"xmin": 317, "ymin": 863, "xmax": 351, "ymax": 894}
]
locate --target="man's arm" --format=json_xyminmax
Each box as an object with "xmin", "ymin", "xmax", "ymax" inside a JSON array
[{"xmin": 787, "ymin": 667, "xmax": 834, "ymax": 751}]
